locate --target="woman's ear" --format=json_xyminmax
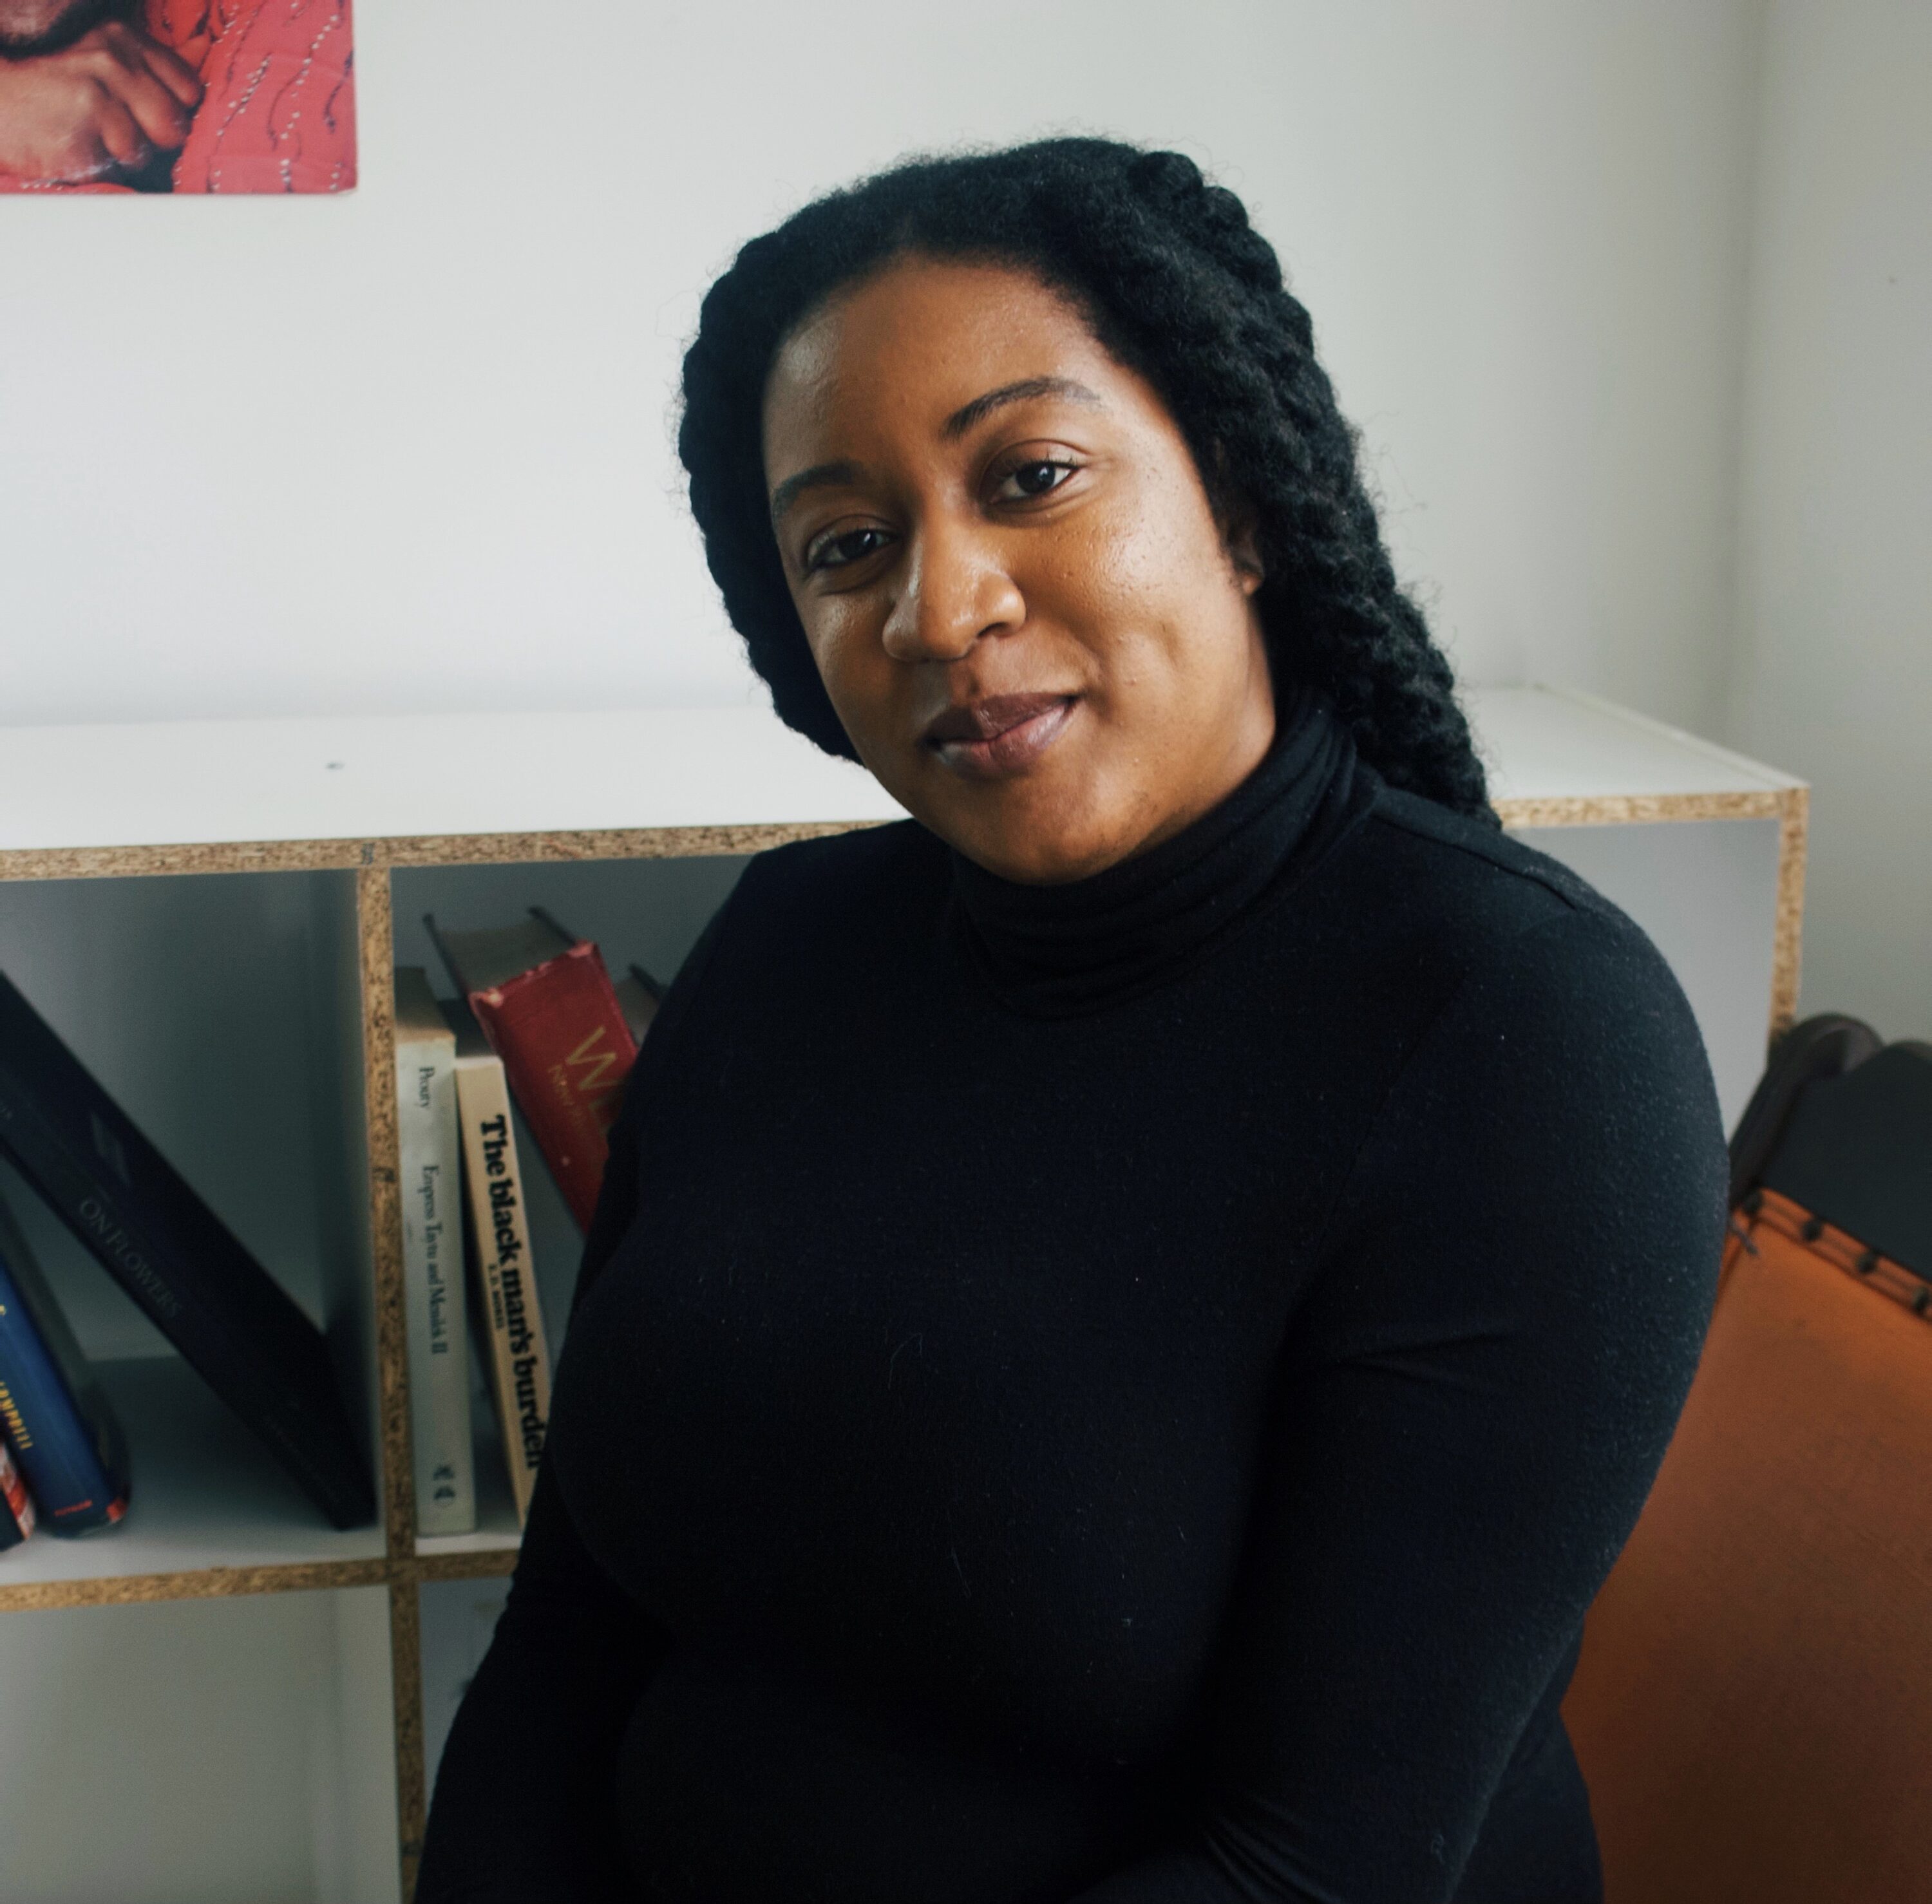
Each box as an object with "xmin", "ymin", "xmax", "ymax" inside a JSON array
[
  {"xmin": 1221, "ymin": 497, "xmax": 1266, "ymax": 597},
  {"xmin": 1204, "ymin": 445, "xmax": 1265, "ymax": 594}
]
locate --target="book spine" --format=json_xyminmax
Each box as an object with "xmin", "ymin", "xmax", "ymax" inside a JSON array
[
  {"xmin": 397, "ymin": 1033, "xmax": 475, "ymax": 1536},
  {"xmin": 470, "ymin": 945, "xmax": 637, "ymax": 1231},
  {"xmin": 0, "ymin": 1064, "xmax": 372, "ymax": 1531},
  {"xmin": 0, "ymin": 1431, "xmax": 35, "ymax": 1547},
  {"xmin": 0, "ymin": 1249, "xmax": 126, "ymax": 1535},
  {"xmin": 453, "ymin": 1057, "xmax": 552, "ymax": 1527}
]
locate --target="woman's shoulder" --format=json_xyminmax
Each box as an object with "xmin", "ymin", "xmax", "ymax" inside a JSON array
[
  {"xmin": 1313, "ymin": 775, "xmax": 1669, "ymax": 1004},
  {"xmin": 1305, "ymin": 782, "xmax": 1727, "ymax": 1344},
  {"xmin": 1288, "ymin": 775, "xmax": 1723, "ymax": 1155},
  {"xmin": 1352, "ymin": 778, "xmax": 1622, "ymax": 933},
  {"xmin": 1322, "ymin": 778, "xmax": 1723, "ymax": 1168}
]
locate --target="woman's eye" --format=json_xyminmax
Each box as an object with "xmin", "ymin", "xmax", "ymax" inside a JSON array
[
  {"xmin": 996, "ymin": 460, "xmax": 1077, "ymax": 502},
  {"xmin": 806, "ymin": 527, "xmax": 891, "ymax": 572}
]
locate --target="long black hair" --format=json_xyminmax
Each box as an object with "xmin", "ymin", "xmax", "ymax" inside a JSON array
[{"xmin": 678, "ymin": 137, "xmax": 1492, "ymax": 820}]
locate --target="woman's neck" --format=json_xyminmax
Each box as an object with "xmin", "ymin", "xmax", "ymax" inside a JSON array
[{"xmin": 945, "ymin": 682, "xmax": 1358, "ymax": 1017}]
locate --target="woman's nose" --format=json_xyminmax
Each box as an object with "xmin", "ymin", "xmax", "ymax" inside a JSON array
[{"xmin": 880, "ymin": 520, "xmax": 1025, "ymax": 663}]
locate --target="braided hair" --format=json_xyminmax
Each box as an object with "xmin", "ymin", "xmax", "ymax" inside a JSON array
[{"xmin": 678, "ymin": 137, "xmax": 1493, "ymax": 820}]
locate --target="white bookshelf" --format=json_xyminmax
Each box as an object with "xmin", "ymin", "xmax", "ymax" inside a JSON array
[{"xmin": 0, "ymin": 686, "xmax": 1804, "ymax": 1903}]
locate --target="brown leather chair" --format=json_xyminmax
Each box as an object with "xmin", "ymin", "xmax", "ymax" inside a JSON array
[{"xmin": 1563, "ymin": 1033, "xmax": 1932, "ymax": 1904}]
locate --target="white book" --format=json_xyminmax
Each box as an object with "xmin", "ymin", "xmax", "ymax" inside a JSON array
[
  {"xmin": 444, "ymin": 1002, "xmax": 553, "ymax": 1529},
  {"xmin": 394, "ymin": 966, "xmax": 475, "ymax": 1536}
]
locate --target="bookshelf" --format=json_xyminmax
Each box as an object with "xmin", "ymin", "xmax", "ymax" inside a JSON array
[{"xmin": 0, "ymin": 686, "xmax": 1805, "ymax": 1903}]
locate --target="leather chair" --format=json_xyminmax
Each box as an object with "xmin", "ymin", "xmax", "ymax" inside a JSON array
[{"xmin": 1562, "ymin": 1024, "xmax": 1932, "ymax": 1903}]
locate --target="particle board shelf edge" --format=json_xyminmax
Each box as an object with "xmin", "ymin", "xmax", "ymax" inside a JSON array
[
  {"xmin": 1492, "ymin": 788, "xmax": 1795, "ymax": 829},
  {"xmin": 0, "ymin": 1554, "xmax": 392, "ymax": 1612},
  {"xmin": 0, "ymin": 818, "xmax": 888, "ymax": 885},
  {"xmin": 408, "ymin": 1549, "xmax": 520, "ymax": 1586},
  {"xmin": 0, "ymin": 1547, "xmax": 531, "ymax": 1616},
  {"xmin": 0, "ymin": 796, "xmax": 1807, "ymax": 885},
  {"xmin": 0, "ymin": 1549, "xmax": 524, "ymax": 1614}
]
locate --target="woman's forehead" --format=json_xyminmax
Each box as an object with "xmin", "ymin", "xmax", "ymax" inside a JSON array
[{"xmin": 762, "ymin": 258, "xmax": 1124, "ymax": 462}]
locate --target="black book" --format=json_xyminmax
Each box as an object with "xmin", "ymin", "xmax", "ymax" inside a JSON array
[{"xmin": 0, "ymin": 972, "xmax": 374, "ymax": 1530}]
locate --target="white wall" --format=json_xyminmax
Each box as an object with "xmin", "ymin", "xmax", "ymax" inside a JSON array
[
  {"xmin": 0, "ymin": 0, "xmax": 1759, "ymax": 739},
  {"xmin": 1722, "ymin": 0, "xmax": 1932, "ymax": 1039}
]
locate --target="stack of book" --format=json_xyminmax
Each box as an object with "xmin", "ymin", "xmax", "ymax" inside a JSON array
[
  {"xmin": 0, "ymin": 974, "xmax": 375, "ymax": 1554},
  {"xmin": 396, "ymin": 910, "xmax": 659, "ymax": 1538}
]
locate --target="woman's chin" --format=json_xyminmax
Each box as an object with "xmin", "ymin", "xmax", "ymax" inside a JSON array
[
  {"xmin": 943, "ymin": 802, "xmax": 1137, "ymax": 886},
  {"xmin": 880, "ymin": 735, "xmax": 1144, "ymax": 884}
]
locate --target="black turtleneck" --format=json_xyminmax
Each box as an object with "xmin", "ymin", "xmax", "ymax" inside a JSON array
[
  {"xmin": 948, "ymin": 684, "xmax": 1357, "ymax": 1016},
  {"xmin": 420, "ymin": 699, "xmax": 1726, "ymax": 1904}
]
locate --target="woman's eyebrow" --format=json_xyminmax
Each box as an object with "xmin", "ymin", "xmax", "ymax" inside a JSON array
[
  {"xmin": 941, "ymin": 376, "xmax": 1104, "ymax": 440},
  {"xmin": 770, "ymin": 459, "xmax": 864, "ymax": 525},
  {"xmin": 768, "ymin": 378, "xmax": 1104, "ymax": 522}
]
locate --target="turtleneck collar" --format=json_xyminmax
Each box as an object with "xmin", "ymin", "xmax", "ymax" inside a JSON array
[{"xmin": 947, "ymin": 683, "xmax": 1358, "ymax": 1017}]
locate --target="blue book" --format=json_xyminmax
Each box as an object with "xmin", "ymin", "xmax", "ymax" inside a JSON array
[{"xmin": 0, "ymin": 1192, "xmax": 129, "ymax": 1537}]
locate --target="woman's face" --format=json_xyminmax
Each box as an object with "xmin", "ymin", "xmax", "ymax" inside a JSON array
[{"xmin": 762, "ymin": 256, "xmax": 1276, "ymax": 884}]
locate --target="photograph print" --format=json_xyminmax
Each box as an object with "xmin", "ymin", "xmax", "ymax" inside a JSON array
[{"xmin": 0, "ymin": 0, "xmax": 354, "ymax": 194}]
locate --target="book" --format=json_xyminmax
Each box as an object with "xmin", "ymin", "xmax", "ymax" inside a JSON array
[
  {"xmin": 0, "ymin": 1433, "xmax": 32, "ymax": 1551},
  {"xmin": 615, "ymin": 963, "xmax": 664, "ymax": 1048},
  {"xmin": 395, "ymin": 968, "xmax": 475, "ymax": 1537},
  {"xmin": 0, "ymin": 1435, "xmax": 32, "ymax": 1551},
  {"xmin": 426, "ymin": 911, "xmax": 643, "ymax": 1232},
  {"xmin": 444, "ymin": 1003, "xmax": 552, "ymax": 1528},
  {"xmin": 0, "ymin": 972, "xmax": 374, "ymax": 1530},
  {"xmin": 0, "ymin": 1191, "xmax": 129, "ymax": 1536},
  {"xmin": 0, "ymin": 1429, "xmax": 32, "ymax": 1552}
]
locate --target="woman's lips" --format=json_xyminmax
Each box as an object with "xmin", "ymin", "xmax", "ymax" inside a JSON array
[{"xmin": 923, "ymin": 694, "xmax": 1077, "ymax": 776}]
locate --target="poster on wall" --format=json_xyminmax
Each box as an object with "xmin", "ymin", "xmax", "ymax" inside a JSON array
[{"xmin": 0, "ymin": 0, "xmax": 354, "ymax": 194}]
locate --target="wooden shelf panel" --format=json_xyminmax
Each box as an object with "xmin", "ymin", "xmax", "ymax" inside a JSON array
[
  {"xmin": 411, "ymin": 1547, "xmax": 517, "ymax": 1585},
  {"xmin": 0, "ymin": 1557, "xmax": 390, "ymax": 1612},
  {"xmin": 0, "ymin": 1355, "xmax": 383, "ymax": 1602},
  {"xmin": 1470, "ymin": 685, "xmax": 1801, "ymax": 807},
  {"xmin": 0, "ymin": 706, "xmax": 903, "ymax": 862}
]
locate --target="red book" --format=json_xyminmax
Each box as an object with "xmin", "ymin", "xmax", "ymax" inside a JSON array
[{"xmin": 426, "ymin": 914, "xmax": 649, "ymax": 1232}]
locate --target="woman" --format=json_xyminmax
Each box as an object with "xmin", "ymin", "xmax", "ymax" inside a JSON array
[{"xmin": 421, "ymin": 140, "xmax": 1725, "ymax": 1903}]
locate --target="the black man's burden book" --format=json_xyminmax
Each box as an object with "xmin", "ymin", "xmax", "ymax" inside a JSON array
[
  {"xmin": 0, "ymin": 972, "xmax": 374, "ymax": 1530},
  {"xmin": 446, "ymin": 1001, "xmax": 552, "ymax": 1528}
]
